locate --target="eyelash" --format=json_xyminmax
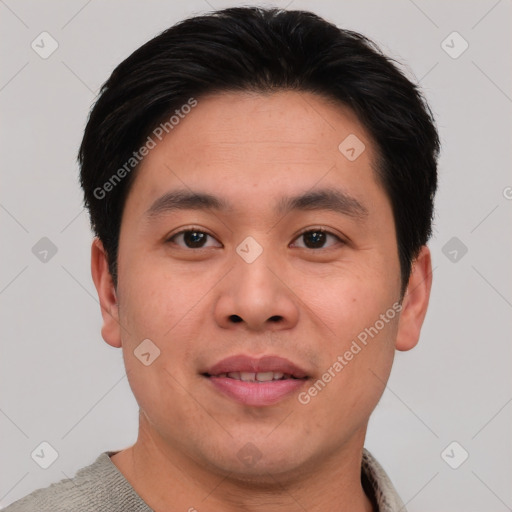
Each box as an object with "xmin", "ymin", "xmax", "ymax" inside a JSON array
[{"xmin": 166, "ymin": 226, "xmax": 345, "ymax": 250}]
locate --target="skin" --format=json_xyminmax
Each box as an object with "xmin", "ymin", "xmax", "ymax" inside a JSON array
[{"xmin": 91, "ymin": 90, "xmax": 432, "ymax": 512}]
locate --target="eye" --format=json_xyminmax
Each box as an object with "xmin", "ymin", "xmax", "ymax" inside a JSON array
[
  {"xmin": 290, "ymin": 228, "xmax": 344, "ymax": 249},
  {"xmin": 167, "ymin": 229, "xmax": 222, "ymax": 249}
]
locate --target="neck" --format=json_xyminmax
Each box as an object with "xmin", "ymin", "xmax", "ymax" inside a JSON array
[{"xmin": 111, "ymin": 413, "xmax": 374, "ymax": 512}]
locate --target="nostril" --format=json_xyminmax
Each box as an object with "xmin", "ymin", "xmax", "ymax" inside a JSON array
[{"xmin": 227, "ymin": 314, "xmax": 282, "ymax": 324}]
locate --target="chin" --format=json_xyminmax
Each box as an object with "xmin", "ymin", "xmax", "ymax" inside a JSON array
[{"xmin": 195, "ymin": 434, "xmax": 316, "ymax": 483}]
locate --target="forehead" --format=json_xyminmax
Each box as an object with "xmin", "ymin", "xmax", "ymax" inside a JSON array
[
  {"xmin": 124, "ymin": 90, "xmax": 383, "ymax": 216},
  {"xmin": 162, "ymin": 90, "xmax": 372, "ymax": 162}
]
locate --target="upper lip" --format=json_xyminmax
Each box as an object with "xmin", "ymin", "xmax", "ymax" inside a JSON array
[{"xmin": 204, "ymin": 355, "xmax": 309, "ymax": 379}]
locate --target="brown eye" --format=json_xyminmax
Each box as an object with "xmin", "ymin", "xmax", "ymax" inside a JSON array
[
  {"xmin": 291, "ymin": 229, "xmax": 342, "ymax": 249},
  {"xmin": 303, "ymin": 230, "xmax": 327, "ymax": 248},
  {"xmin": 168, "ymin": 229, "xmax": 221, "ymax": 249}
]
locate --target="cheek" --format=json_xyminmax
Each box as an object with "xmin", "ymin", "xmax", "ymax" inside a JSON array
[
  {"xmin": 117, "ymin": 254, "xmax": 207, "ymax": 340},
  {"xmin": 298, "ymin": 307, "xmax": 398, "ymax": 439},
  {"xmin": 299, "ymin": 265, "xmax": 400, "ymax": 408},
  {"xmin": 116, "ymin": 253, "xmax": 209, "ymax": 379},
  {"xmin": 302, "ymin": 265, "xmax": 400, "ymax": 346}
]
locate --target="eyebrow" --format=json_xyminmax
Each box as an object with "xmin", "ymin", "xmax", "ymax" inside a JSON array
[
  {"xmin": 145, "ymin": 190, "xmax": 232, "ymax": 218},
  {"xmin": 276, "ymin": 188, "xmax": 368, "ymax": 219},
  {"xmin": 145, "ymin": 188, "xmax": 368, "ymax": 220}
]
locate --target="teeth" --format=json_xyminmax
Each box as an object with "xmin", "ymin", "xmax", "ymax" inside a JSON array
[
  {"xmin": 255, "ymin": 372, "xmax": 274, "ymax": 382},
  {"xmin": 222, "ymin": 371, "xmax": 287, "ymax": 382}
]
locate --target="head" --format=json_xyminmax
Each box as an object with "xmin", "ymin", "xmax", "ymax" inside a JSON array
[{"xmin": 83, "ymin": 7, "xmax": 439, "ymax": 481}]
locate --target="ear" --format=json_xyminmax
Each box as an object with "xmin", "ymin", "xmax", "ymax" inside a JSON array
[
  {"xmin": 90, "ymin": 238, "xmax": 122, "ymax": 348},
  {"xmin": 395, "ymin": 245, "xmax": 433, "ymax": 351}
]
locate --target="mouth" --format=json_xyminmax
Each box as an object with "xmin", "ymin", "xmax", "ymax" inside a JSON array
[
  {"xmin": 207, "ymin": 371, "xmax": 303, "ymax": 382},
  {"xmin": 202, "ymin": 355, "xmax": 309, "ymax": 406}
]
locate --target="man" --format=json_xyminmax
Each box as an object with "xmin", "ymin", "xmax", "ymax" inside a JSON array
[{"xmin": 5, "ymin": 6, "xmax": 439, "ymax": 511}]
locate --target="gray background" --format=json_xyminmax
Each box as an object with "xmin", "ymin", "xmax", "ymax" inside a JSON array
[{"xmin": 1, "ymin": 0, "xmax": 511, "ymax": 510}]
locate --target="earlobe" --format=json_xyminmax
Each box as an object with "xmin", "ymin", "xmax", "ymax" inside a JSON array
[
  {"xmin": 90, "ymin": 238, "xmax": 122, "ymax": 348},
  {"xmin": 395, "ymin": 246, "xmax": 433, "ymax": 352}
]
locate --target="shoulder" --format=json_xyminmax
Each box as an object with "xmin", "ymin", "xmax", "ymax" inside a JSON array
[
  {"xmin": 362, "ymin": 448, "xmax": 407, "ymax": 512},
  {"xmin": 2, "ymin": 452, "xmax": 152, "ymax": 512}
]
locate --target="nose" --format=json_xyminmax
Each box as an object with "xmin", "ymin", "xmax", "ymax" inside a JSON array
[{"xmin": 213, "ymin": 249, "xmax": 300, "ymax": 332}]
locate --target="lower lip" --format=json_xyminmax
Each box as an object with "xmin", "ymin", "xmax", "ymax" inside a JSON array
[{"xmin": 206, "ymin": 376, "xmax": 307, "ymax": 406}]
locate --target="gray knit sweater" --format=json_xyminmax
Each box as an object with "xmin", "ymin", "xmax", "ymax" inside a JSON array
[{"xmin": 2, "ymin": 449, "xmax": 406, "ymax": 511}]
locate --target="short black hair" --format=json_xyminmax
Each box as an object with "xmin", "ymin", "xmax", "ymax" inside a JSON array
[{"xmin": 78, "ymin": 6, "xmax": 440, "ymax": 298}]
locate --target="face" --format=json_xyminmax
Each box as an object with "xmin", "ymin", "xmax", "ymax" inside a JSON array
[{"xmin": 93, "ymin": 90, "xmax": 431, "ymax": 481}]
